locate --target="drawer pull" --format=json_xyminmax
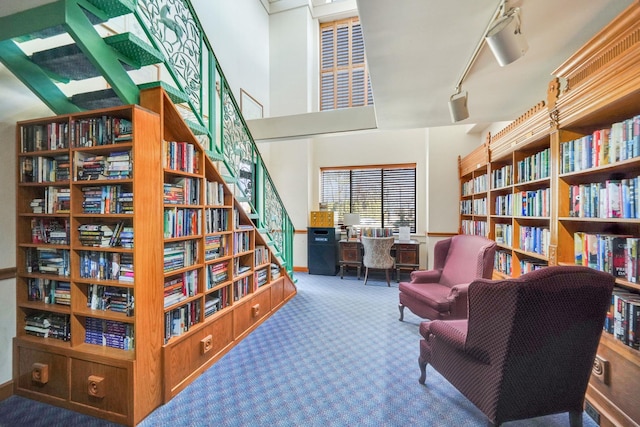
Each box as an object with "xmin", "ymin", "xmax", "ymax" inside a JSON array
[
  {"xmin": 201, "ymin": 335, "xmax": 213, "ymax": 354},
  {"xmin": 251, "ymin": 304, "xmax": 260, "ymax": 317},
  {"xmin": 88, "ymin": 375, "xmax": 105, "ymax": 398},
  {"xmin": 31, "ymin": 363, "xmax": 49, "ymax": 385}
]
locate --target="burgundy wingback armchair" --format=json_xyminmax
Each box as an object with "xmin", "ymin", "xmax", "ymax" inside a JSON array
[
  {"xmin": 398, "ymin": 234, "xmax": 496, "ymax": 321},
  {"xmin": 418, "ymin": 266, "xmax": 615, "ymax": 427}
]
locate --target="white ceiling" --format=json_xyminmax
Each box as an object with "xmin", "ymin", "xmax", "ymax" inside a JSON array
[{"xmin": 356, "ymin": 0, "xmax": 635, "ymax": 129}]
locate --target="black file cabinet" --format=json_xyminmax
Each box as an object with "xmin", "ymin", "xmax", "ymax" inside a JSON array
[{"xmin": 307, "ymin": 227, "xmax": 339, "ymax": 275}]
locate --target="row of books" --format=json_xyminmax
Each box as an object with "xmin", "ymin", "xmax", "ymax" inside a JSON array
[
  {"xmin": 461, "ymin": 173, "xmax": 488, "ymax": 196},
  {"xmin": 255, "ymin": 245, "xmax": 269, "ymax": 266},
  {"xmin": 27, "ymin": 279, "xmax": 70, "ymax": 305},
  {"xmin": 204, "ymin": 234, "xmax": 227, "ymax": 261},
  {"xmin": 461, "ymin": 198, "xmax": 488, "ymax": 216},
  {"xmin": 81, "ymin": 185, "xmax": 133, "ymax": 214},
  {"xmin": 20, "ymin": 155, "xmax": 70, "ymax": 183},
  {"xmin": 30, "ymin": 187, "xmax": 70, "ymax": 214},
  {"xmin": 568, "ymin": 176, "xmax": 640, "ymax": 219},
  {"xmin": 204, "ymin": 293, "xmax": 222, "ymax": 318},
  {"xmin": 163, "ymin": 177, "xmax": 200, "ymax": 205},
  {"xmin": 163, "ymin": 208, "xmax": 201, "ymax": 238},
  {"xmin": 164, "ymin": 270, "xmax": 198, "ymax": 308},
  {"xmin": 460, "ymin": 220, "xmax": 487, "ymax": 237},
  {"xmin": 494, "ymin": 223, "xmax": 513, "ymax": 246},
  {"xmin": 31, "ymin": 218, "xmax": 69, "ymax": 245},
  {"xmin": 494, "ymin": 250, "xmax": 513, "ymax": 276},
  {"xmin": 88, "ymin": 284, "xmax": 134, "ymax": 316},
  {"xmin": 79, "ymin": 251, "xmax": 133, "ymax": 282},
  {"xmin": 519, "ymin": 226, "xmax": 550, "ymax": 256},
  {"xmin": 24, "ymin": 312, "xmax": 70, "ymax": 341},
  {"xmin": 206, "ymin": 180, "xmax": 226, "ymax": 206},
  {"xmin": 255, "ymin": 268, "xmax": 268, "ymax": 287},
  {"xmin": 164, "ymin": 240, "xmax": 199, "ymax": 273},
  {"xmin": 76, "ymin": 151, "xmax": 132, "ymax": 181},
  {"xmin": 78, "ymin": 222, "xmax": 128, "ymax": 247},
  {"xmin": 71, "ymin": 116, "xmax": 132, "ymax": 147},
  {"xmin": 516, "ymin": 148, "xmax": 550, "ymax": 183},
  {"xmin": 233, "ymin": 230, "xmax": 251, "ymax": 254},
  {"xmin": 574, "ymin": 233, "xmax": 640, "ymax": 282},
  {"xmin": 164, "ymin": 300, "xmax": 201, "ymax": 342},
  {"xmin": 205, "ymin": 208, "xmax": 229, "ymax": 233},
  {"xmin": 491, "ymin": 164, "xmax": 514, "ymax": 189},
  {"xmin": 233, "ymin": 276, "xmax": 250, "ymax": 301},
  {"xmin": 21, "ymin": 122, "xmax": 69, "ymax": 152},
  {"xmin": 206, "ymin": 261, "xmax": 229, "ymax": 290},
  {"xmin": 85, "ymin": 317, "xmax": 134, "ymax": 350},
  {"xmin": 560, "ymin": 115, "xmax": 640, "ymax": 174},
  {"xmin": 26, "ymin": 247, "xmax": 70, "ymax": 277},
  {"xmin": 606, "ymin": 288, "xmax": 640, "ymax": 350},
  {"xmin": 513, "ymin": 188, "xmax": 550, "ymax": 217},
  {"xmin": 164, "ymin": 140, "xmax": 199, "ymax": 173}
]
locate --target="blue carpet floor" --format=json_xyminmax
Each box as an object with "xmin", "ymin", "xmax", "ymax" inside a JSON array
[{"xmin": 0, "ymin": 272, "xmax": 599, "ymax": 426}]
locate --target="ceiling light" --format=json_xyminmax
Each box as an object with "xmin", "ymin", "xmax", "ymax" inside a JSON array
[
  {"xmin": 449, "ymin": 90, "xmax": 469, "ymax": 123},
  {"xmin": 485, "ymin": 7, "xmax": 528, "ymax": 66}
]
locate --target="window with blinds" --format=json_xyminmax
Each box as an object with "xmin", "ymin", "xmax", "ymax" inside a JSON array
[
  {"xmin": 320, "ymin": 18, "xmax": 374, "ymax": 111},
  {"xmin": 321, "ymin": 165, "xmax": 416, "ymax": 232}
]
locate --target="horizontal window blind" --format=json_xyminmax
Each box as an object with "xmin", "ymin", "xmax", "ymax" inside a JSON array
[{"xmin": 321, "ymin": 166, "xmax": 416, "ymax": 232}]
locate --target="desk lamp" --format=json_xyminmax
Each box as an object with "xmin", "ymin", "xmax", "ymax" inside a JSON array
[{"xmin": 343, "ymin": 213, "xmax": 360, "ymax": 240}]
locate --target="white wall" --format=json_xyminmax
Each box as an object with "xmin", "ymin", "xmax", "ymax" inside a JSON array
[
  {"xmin": 193, "ymin": 0, "xmax": 271, "ymax": 116},
  {"xmin": 0, "ymin": 122, "xmax": 17, "ymax": 385}
]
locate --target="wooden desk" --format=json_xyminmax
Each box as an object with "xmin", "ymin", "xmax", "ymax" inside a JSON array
[{"xmin": 338, "ymin": 239, "xmax": 420, "ymax": 281}]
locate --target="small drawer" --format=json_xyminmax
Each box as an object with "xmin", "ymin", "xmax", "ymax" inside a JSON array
[
  {"xmin": 69, "ymin": 358, "xmax": 130, "ymax": 417},
  {"xmin": 16, "ymin": 346, "xmax": 69, "ymax": 399}
]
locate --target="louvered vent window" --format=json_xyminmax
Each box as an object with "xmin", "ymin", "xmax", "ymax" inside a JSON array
[
  {"xmin": 320, "ymin": 18, "xmax": 373, "ymax": 111},
  {"xmin": 321, "ymin": 165, "xmax": 416, "ymax": 232}
]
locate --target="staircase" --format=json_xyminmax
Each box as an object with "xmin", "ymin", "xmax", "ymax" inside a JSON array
[{"xmin": 0, "ymin": 0, "xmax": 294, "ymax": 278}]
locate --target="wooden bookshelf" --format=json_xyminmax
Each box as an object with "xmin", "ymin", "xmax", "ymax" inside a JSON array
[
  {"xmin": 458, "ymin": 3, "xmax": 640, "ymax": 425},
  {"xmin": 14, "ymin": 87, "xmax": 296, "ymax": 425}
]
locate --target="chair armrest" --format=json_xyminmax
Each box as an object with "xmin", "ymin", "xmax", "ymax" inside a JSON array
[
  {"xmin": 410, "ymin": 269, "xmax": 442, "ymax": 283},
  {"xmin": 427, "ymin": 319, "xmax": 468, "ymax": 352},
  {"xmin": 447, "ymin": 283, "xmax": 471, "ymax": 318}
]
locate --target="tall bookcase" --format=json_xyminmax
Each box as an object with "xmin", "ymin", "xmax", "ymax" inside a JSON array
[
  {"xmin": 458, "ymin": 3, "xmax": 640, "ymax": 425},
  {"xmin": 458, "ymin": 137, "xmax": 489, "ymax": 238},
  {"xmin": 14, "ymin": 87, "xmax": 296, "ymax": 425}
]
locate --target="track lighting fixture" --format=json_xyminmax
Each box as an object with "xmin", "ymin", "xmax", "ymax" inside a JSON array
[
  {"xmin": 448, "ymin": 89, "xmax": 469, "ymax": 123},
  {"xmin": 485, "ymin": 7, "xmax": 528, "ymax": 66},
  {"xmin": 448, "ymin": 0, "xmax": 527, "ymax": 123}
]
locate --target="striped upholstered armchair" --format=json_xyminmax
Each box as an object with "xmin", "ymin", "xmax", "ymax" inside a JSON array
[{"xmin": 418, "ymin": 266, "xmax": 615, "ymax": 427}]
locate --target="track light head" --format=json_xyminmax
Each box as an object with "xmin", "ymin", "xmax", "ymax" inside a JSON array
[
  {"xmin": 449, "ymin": 91, "xmax": 469, "ymax": 123},
  {"xmin": 485, "ymin": 8, "xmax": 528, "ymax": 66}
]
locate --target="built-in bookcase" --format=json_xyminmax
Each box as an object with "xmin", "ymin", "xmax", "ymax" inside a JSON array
[
  {"xmin": 14, "ymin": 87, "xmax": 296, "ymax": 426},
  {"xmin": 458, "ymin": 4, "xmax": 640, "ymax": 424}
]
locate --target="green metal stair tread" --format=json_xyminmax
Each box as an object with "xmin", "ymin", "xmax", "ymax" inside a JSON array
[
  {"xmin": 103, "ymin": 33, "xmax": 164, "ymax": 67},
  {"xmin": 205, "ymin": 150, "xmax": 224, "ymax": 161},
  {"xmin": 222, "ymin": 175, "xmax": 238, "ymax": 184},
  {"xmin": 71, "ymin": 88, "xmax": 126, "ymax": 110},
  {"xmin": 184, "ymin": 119, "xmax": 208, "ymax": 135},
  {"xmin": 86, "ymin": 0, "xmax": 136, "ymax": 18},
  {"xmin": 13, "ymin": 0, "xmax": 133, "ymax": 42},
  {"xmin": 138, "ymin": 82, "xmax": 188, "ymax": 104},
  {"xmin": 30, "ymin": 32, "xmax": 162, "ymax": 81}
]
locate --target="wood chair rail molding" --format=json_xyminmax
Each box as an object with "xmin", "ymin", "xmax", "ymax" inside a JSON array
[{"xmin": 0, "ymin": 267, "xmax": 16, "ymax": 281}]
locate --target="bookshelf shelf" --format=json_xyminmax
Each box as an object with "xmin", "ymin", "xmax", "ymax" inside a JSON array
[
  {"xmin": 14, "ymin": 87, "xmax": 296, "ymax": 425},
  {"xmin": 459, "ymin": 4, "xmax": 640, "ymax": 425}
]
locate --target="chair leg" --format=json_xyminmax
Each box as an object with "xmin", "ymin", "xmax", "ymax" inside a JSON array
[
  {"xmin": 363, "ymin": 267, "xmax": 369, "ymax": 285},
  {"xmin": 569, "ymin": 410, "xmax": 583, "ymax": 427},
  {"xmin": 418, "ymin": 358, "xmax": 427, "ymax": 384},
  {"xmin": 385, "ymin": 269, "xmax": 390, "ymax": 286},
  {"xmin": 398, "ymin": 304, "xmax": 404, "ymax": 321},
  {"xmin": 340, "ymin": 265, "xmax": 344, "ymax": 279}
]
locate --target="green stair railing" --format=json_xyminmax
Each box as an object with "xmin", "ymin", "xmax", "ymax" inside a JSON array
[{"xmin": 0, "ymin": 0, "xmax": 294, "ymax": 277}]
